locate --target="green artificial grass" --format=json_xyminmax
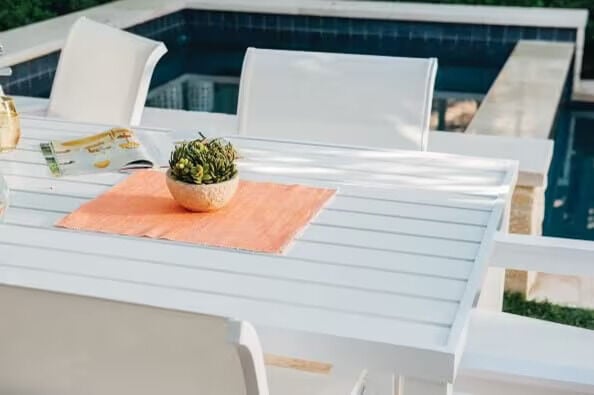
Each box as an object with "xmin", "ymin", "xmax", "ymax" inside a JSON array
[{"xmin": 503, "ymin": 291, "xmax": 594, "ymax": 330}]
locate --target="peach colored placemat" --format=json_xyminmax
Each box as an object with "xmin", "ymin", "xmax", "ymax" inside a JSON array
[{"xmin": 57, "ymin": 171, "xmax": 336, "ymax": 254}]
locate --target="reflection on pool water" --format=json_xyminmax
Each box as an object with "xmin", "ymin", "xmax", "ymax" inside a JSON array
[{"xmin": 546, "ymin": 107, "xmax": 594, "ymax": 241}]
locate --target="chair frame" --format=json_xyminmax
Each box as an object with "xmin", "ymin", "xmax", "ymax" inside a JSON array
[
  {"xmin": 237, "ymin": 47, "xmax": 437, "ymax": 151},
  {"xmin": 47, "ymin": 17, "xmax": 167, "ymax": 126}
]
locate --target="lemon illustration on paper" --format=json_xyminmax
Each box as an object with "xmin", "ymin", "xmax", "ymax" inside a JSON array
[
  {"xmin": 119, "ymin": 141, "xmax": 140, "ymax": 149},
  {"xmin": 94, "ymin": 159, "xmax": 110, "ymax": 169}
]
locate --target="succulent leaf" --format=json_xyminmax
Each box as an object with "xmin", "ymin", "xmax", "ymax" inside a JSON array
[{"xmin": 169, "ymin": 133, "xmax": 238, "ymax": 185}]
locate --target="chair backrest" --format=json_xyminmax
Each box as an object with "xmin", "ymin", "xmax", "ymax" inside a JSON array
[
  {"xmin": 0, "ymin": 285, "xmax": 269, "ymax": 395},
  {"xmin": 47, "ymin": 17, "xmax": 167, "ymax": 126},
  {"xmin": 237, "ymin": 48, "xmax": 437, "ymax": 150}
]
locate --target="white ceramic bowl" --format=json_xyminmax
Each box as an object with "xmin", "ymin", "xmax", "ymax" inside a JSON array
[{"xmin": 166, "ymin": 169, "xmax": 239, "ymax": 212}]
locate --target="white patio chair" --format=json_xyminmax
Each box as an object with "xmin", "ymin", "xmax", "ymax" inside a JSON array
[
  {"xmin": 0, "ymin": 285, "xmax": 367, "ymax": 395},
  {"xmin": 237, "ymin": 47, "xmax": 437, "ymax": 150},
  {"xmin": 455, "ymin": 233, "xmax": 594, "ymax": 394},
  {"xmin": 457, "ymin": 309, "xmax": 594, "ymax": 395},
  {"xmin": 47, "ymin": 17, "xmax": 167, "ymax": 126}
]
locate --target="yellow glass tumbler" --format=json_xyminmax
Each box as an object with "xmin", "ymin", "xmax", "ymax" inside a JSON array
[{"xmin": 0, "ymin": 95, "xmax": 20, "ymax": 152}]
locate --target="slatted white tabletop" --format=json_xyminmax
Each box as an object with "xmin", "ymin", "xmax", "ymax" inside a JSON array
[{"xmin": 0, "ymin": 116, "xmax": 518, "ymax": 384}]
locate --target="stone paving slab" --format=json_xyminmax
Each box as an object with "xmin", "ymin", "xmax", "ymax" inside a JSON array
[
  {"xmin": 530, "ymin": 273, "xmax": 594, "ymax": 310},
  {"xmin": 574, "ymin": 80, "xmax": 594, "ymax": 103},
  {"xmin": 466, "ymin": 40, "xmax": 575, "ymax": 140}
]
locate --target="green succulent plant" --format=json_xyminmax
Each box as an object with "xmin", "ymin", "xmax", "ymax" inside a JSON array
[{"xmin": 169, "ymin": 133, "xmax": 238, "ymax": 185}]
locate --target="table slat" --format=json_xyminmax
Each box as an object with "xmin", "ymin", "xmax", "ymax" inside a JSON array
[
  {"xmin": 0, "ymin": 258, "xmax": 450, "ymax": 348},
  {"xmin": 0, "ymin": 226, "xmax": 458, "ymax": 326}
]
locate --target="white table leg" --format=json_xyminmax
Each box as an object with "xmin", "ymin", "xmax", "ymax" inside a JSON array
[
  {"xmin": 478, "ymin": 192, "xmax": 513, "ymax": 311},
  {"xmin": 478, "ymin": 266, "xmax": 505, "ymax": 310},
  {"xmin": 396, "ymin": 376, "xmax": 452, "ymax": 395}
]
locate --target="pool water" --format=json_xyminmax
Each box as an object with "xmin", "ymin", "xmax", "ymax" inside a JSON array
[
  {"xmin": 545, "ymin": 105, "xmax": 594, "ymax": 240},
  {"xmin": 148, "ymin": 33, "xmax": 594, "ymax": 241}
]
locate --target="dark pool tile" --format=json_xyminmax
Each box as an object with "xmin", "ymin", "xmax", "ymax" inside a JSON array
[
  {"xmin": 537, "ymin": 28, "xmax": 555, "ymax": 40},
  {"xmin": 249, "ymin": 14, "xmax": 263, "ymax": 30},
  {"xmin": 320, "ymin": 16, "xmax": 334, "ymax": 33},
  {"xmin": 2, "ymin": 80, "xmax": 17, "ymax": 95},
  {"xmin": 169, "ymin": 11, "xmax": 184, "ymax": 24},
  {"xmin": 303, "ymin": 15, "xmax": 316, "ymax": 32},
  {"xmin": 353, "ymin": 18, "xmax": 371, "ymax": 36},
  {"xmin": 211, "ymin": 11, "xmax": 226, "ymax": 27},
  {"xmin": 417, "ymin": 22, "xmax": 436, "ymax": 36},
  {"xmin": 227, "ymin": 12, "xmax": 240, "ymax": 30},
  {"xmin": 313, "ymin": 16, "xmax": 326, "ymax": 33},
  {"xmin": 9, "ymin": 62, "xmax": 28, "ymax": 82},
  {"xmin": 440, "ymin": 28, "xmax": 458, "ymax": 41},
  {"xmin": 232, "ymin": 12, "xmax": 249, "ymax": 28},
  {"xmin": 371, "ymin": 20, "xmax": 392, "ymax": 37},
  {"xmin": 286, "ymin": 14, "xmax": 300, "ymax": 31},
  {"xmin": 202, "ymin": 11, "xmax": 213, "ymax": 26},
  {"xmin": 423, "ymin": 37, "xmax": 443, "ymax": 52},
  {"xmin": 521, "ymin": 27, "xmax": 538, "ymax": 40},
  {"xmin": 130, "ymin": 19, "xmax": 159, "ymax": 37},
  {"xmin": 556, "ymin": 28, "xmax": 577, "ymax": 41},
  {"xmin": 457, "ymin": 34, "xmax": 473, "ymax": 47},
  {"xmin": 261, "ymin": 14, "xmax": 275, "ymax": 31},
  {"xmin": 395, "ymin": 22, "xmax": 412, "ymax": 38},
  {"xmin": 488, "ymin": 25, "xmax": 505, "ymax": 42},
  {"xmin": 506, "ymin": 26, "xmax": 523, "ymax": 42},
  {"xmin": 274, "ymin": 14, "xmax": 292, "ymax": 31},
  {"xmin": 365, "ymin": 20, "xmax": 384, "ymax": 37},
  {"xmin": 457, "ymin": 24, "xmax": 475, "ymax": 40},
  {"xmin": 470, "ymin": 25, "xmax": 487, "ymax": 41},
  {"xmin": 192, "ymin": 10, "xmax": 209, "ymax": 26},
  {"xmin": 11, "ymin": 81, "xmax": 27, "ymax": 96},
  {"xmin": 333, "ymin": 17, "xmax": 349, "ymax": 35},
  {"xmin": 36, "ymin": 57, "xmax": 50, "ymax": 76},
  {"xmin": 46, "ymin": 52, "xmax": 59, "ymax": 70}
]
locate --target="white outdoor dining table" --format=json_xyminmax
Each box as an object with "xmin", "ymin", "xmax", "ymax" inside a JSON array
[{"xmin": 0, "ymin": 116, "xmax": 518, "ymax": 394}]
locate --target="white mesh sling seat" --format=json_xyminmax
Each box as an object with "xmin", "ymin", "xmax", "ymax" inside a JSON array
[
  {"xmin": 0, "ymin": 285, "xmax": 367, "ymax": 395},
  {"xmin": 237, "ymin": 48, "xmax": 437, "ymax": 150},
  {"xmin": 47, "ymin": 17, "xmax": 167, "ymax": 126}
]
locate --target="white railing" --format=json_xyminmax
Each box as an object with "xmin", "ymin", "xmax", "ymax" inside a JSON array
[{"xmin": 492, "ymin": 233, "xmax": 594, "ymax": 277}]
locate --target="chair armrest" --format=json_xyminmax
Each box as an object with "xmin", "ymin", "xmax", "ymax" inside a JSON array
[
  {"xmin": 350, "ymin": 369, "xmax": 368, "ymax": 395},
  {"xmin": 491, "ymin": 233, "xmax": 594, "ymax": 276},
  {"xmin": 459, "ymin": 309, "xmax": 594, "ymax": 394},
  {"xmin": 227, "ymin": 320, "xmax": 270, "ymax": 395}
]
